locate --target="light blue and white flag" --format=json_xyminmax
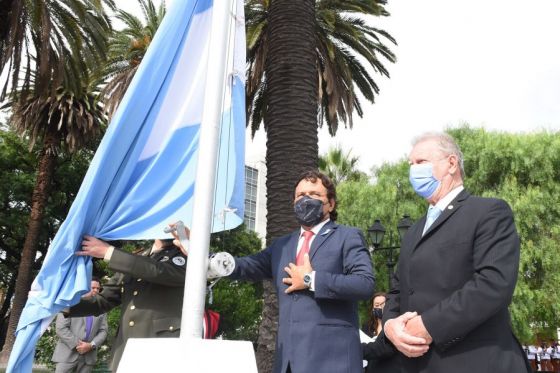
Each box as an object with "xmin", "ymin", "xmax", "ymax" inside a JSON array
[{"xmin": 7, "ymin": 0, "xmax": 245, "ymax": 371}]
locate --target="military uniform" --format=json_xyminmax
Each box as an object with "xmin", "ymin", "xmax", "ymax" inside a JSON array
[{"xmin": 68, "ymin": 245, "xmax": 187, "ymax": 372}]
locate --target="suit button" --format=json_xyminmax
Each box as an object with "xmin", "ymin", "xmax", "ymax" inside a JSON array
[
  {"xmin": 408, "ymin": 289, "xmax": 414, "ymax": 295},
  {"xmin": 293, "ymin": 294, "xmax": 299, "ymax": 300},
  {"xmin": 133, "ymin": 290, "xmax": 138, "ymax": 296},
  {"xmin": 130, "ymin": 305, "xmax": 136, "ymax": 310},
  {"xmin": 137, "ymin": 278, "xmax": 142, "ymax": 282},
  {"xmin": 169, "ymin": 326, "xmax": 174, "ymax": 331},
  {"xmin": 129, "ymin": 321, "xmax": 135, "ymax": 327}
]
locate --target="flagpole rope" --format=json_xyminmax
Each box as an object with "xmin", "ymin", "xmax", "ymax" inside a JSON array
[{"xmin": 213, "ymin": 0, "xmax": 238, "ymax": 235}]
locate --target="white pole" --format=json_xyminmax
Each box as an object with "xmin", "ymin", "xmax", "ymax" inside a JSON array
[{"xmin": 181, "ymin": 0, "xmax": 236, "ymax": 338}]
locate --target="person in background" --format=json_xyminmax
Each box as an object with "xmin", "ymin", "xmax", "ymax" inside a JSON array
[
  {"xmin": 52, "ymin": 277, "xmax": 108, "ymax": 373},
  {"xmin": 69, "ymin": 237, "xmax": 189, "ymax": 372},
  {"xmin": 363, "ymin": 293, "xmax": 387, "ymax": 338},
  {"xmin": 361, "ymin": 292, "xmax": 399, "ymax": 373}
]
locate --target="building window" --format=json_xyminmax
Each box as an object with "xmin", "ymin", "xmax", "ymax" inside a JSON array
[{"xmin": 244, "ymin": 166, "xmax": 258, "ymax": 231}]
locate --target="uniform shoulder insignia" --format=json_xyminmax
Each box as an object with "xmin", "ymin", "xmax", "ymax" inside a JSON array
[{"xmin": 172, "ymin": 256, "xmax": 186, "ymax": 266}]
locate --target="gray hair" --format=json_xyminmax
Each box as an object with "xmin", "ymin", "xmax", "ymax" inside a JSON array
[{"xmin": 412, "ymin": 132, "xmax": 465, "ymax": 178}]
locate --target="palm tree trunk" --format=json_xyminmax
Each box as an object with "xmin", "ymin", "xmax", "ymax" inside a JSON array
[
  {"xmin": 0, "ymin": 130, "xmax": 57, "ymax": 363},
  {"xmin": 0, "ymin": 275, "xmax": 17, "ymax": 348},
  {"xmin": 256, "ymin": 0, "xmax": 318, "ymax": 371},
  {"xmin": 0, "ymin": 0, "xmax": 14, "ymax": 44}
]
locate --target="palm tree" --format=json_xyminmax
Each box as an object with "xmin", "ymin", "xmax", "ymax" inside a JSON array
[
  {"xmin": 247, "ymin": 0, "xmax": 396, "ymax": 370},
  {"xmin": 0, "ymin": 1, "xmax": 112, "ymax": 362},
  {"xmin": 246, "ymin": 0, "xmax": 396, "ymax": 136},
  {"xmin": 319, "ymin": 146, "xmax": 367, "ymax": 185},
  {"xmin": 0, "ymin": 59, "xmax": 107, "ymax": 362},
  {"xmin": 0, "ymin": 0, "xmax": 113, "ymax": 100},
  {"xmin": 248, "ymin": 0, "xmax": 319, "ymax": 368},
  {"xmin": 100, "ymin": 0, "xmax": 166, "ymax": 117}
]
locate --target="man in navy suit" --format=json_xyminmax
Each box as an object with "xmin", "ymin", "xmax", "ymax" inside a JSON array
[
  {"xmin": 382, "ymin": 132, "xmax": 531, "ymax": 373},
  {"xmin": 227, "ymin": 170, "xmax": 375, "ymax": 373}
]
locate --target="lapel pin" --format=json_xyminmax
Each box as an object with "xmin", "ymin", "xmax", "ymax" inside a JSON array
[
  {"xmin": 448, "ymin": 205, "xmax": 454, "ymax": 210},
  {"xmin": 321, "ymin": 229, "xmax": 331, "ymax": 235}
]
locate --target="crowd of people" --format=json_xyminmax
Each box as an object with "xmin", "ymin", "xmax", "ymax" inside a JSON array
[
  {"xmin": 525, "ymin": 342, "xmax": 560, "ymax": 372},
  {"xmin": 51, "ymin": 131, "xmax": 543, "ymax": 373}
]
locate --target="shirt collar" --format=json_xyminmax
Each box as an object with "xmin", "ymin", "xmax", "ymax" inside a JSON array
[
  {"xmin": 433, "ymin": 185, "xmax": 464, "ymax": 211},
  {"xmin": 300, "ymin": 218, "xmax": 330, "ymax": 237}
]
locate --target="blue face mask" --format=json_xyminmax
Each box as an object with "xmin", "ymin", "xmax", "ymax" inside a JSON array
[{"xmin": 409, "ymin": 163, "xmax": 440, "ymax": 199}]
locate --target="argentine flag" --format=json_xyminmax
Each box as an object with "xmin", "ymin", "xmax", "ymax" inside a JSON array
[{"xmin": 7, "ymin": 0, "xmax": 246, "ymax": 371}]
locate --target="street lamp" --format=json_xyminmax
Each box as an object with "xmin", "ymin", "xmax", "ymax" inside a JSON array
[{"xmin": 367, "ymin": 214, "xmax": 414, "ymax": 289}]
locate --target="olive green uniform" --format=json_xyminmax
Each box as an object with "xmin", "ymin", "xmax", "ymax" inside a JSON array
[{"xmin": 68, "ymin": 246, "xmax": 187, "ymax": 372}]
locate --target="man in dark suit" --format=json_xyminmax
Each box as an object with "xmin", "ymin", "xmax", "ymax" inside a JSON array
[
  {"xmin": 69, "ymin": 238, "xmax": 189, "ymax": 372},
  {"xmin": 226, "ymin": 170, "xmax": 375, "ymax": 373},
  {"xmin": 383, "ymin": 132, "xmax": 531, "ymax": 373},
  {"xmin": 52, "ymin": 278, "xmax": 108, "ymax": 373}
]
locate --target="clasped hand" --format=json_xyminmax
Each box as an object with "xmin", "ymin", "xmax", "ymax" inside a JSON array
[
  {"xmin": 282, "ymin": 254, "xmax": 312, "ymax": 294},
  {"xmin": 384, "ymin": 312, "xmax": 432, "ymax": 358},
  {"xmin": 76, "ymin": 340, "xmax": 93, "ymax": 354}
]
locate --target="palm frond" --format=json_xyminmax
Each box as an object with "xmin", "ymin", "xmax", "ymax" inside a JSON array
[{"xmin": 246, "ymin": 0, "xmax": 397, "ymax": 136}]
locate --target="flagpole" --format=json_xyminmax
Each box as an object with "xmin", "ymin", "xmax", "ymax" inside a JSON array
[{"xmin": 180, "ymin": 0, "xmax": 236, "ymax": 338}]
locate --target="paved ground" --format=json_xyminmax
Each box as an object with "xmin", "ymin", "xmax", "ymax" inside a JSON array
[{"xmin": 0, "ymin": 362, "xmax": 50, "ymax": 372}]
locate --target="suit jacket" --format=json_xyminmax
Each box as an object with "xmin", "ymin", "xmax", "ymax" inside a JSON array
[
  {"xmin": 68, "ymin": 246, "xmax": 187, "ymax": 372},
  {"xmin": 384, "ymin": 190, "xmax": 531, "ymax": 373},
  {"xmin": 52, "ymin": 312, "xmax": 108, "ymax": 365},
  {"xmin": 361, "ymin": 331, "xmax": 400, "ymax": 373},
  {"xmin": 230, "ymin": 220, "xmax": 375, "ymax": 373}
]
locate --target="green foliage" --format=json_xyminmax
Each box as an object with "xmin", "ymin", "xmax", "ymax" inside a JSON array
[
  {"xmin": 208, "ymin": 226, "xmax": 264, "ymax": 342},
  {"xmin": 100, "ymin": 0, "xmax": 166, "ymax": 116},
  {"xmin": 338, "ymin": 125, "xmax": 560, "ymax": 343},
  {"xmin": 35, "ymin": 323, "xmax": 57, "ymax": 370},
  {"xmin": 319, "ymin": 146, "xmax": 368, "ymax": 185},
  {"xmin": 1, "ymin": 0, "xmax": 113, "ymax": 101},
  {"xmin": 0, "ymin": 129, "xmax": 94, "ymax": 286},
  {"xmin": 449, "ymin": 126, "xmax": 560, "ymax": 342},
  {"xmin": 337, "ymin": 161, "xmax": 424, "ymax": 296}
]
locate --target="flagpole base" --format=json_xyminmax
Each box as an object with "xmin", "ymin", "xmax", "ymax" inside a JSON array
[{"xmin": 117, "ymin": 338, "xmax": 257, "ymax": 372}]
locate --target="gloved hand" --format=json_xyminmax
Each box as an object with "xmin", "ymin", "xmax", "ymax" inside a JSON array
[{"xmin": 207, "ymin": 252, "xmax": 235, "ymax": 279}]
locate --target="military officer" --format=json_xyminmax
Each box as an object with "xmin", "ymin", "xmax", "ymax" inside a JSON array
[{"xmin": 69, "ymin": 237, "xmax": 188, "ymax": 372}]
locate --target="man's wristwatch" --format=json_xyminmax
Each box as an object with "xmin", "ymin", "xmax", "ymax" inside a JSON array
[{"xmin": 303, "ymin": 273, "xmax": 312, "ymax": 288}]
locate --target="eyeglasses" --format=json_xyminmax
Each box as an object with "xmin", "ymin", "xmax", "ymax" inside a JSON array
[{"xmin": 373, "ymin": 301, "xmax": 385, "ymax": 308}]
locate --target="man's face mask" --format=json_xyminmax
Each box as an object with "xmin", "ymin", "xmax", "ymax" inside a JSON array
[
  {"xmin": 294, "ymin": 196, "xmax": 325, "ymax": 227},
  {"xmin": 409, "ymin": 163, "xmax": 440, "ymax": 199}
]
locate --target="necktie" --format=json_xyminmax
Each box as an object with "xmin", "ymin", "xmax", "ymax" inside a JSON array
[
  {"xmin": 85, "ymin": 316, "xmax": 93, "ymax": 340},
  {"xmin": 296, "ymin": 231, "xmax": 314, "ymax": 265},
  {"xmin": 423, "ymin": 206, "xmax": 442, "ymax": 235}
]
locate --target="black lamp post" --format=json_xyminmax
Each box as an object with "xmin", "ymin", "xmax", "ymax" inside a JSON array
[{"xmin": 367, "ymin": 214, "xmax": 413, "ymax": 289}]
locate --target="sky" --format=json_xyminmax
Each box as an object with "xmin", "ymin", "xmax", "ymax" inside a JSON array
[
  {"xmin": 247, "ymin": 0, "xmax": 560, "ymax": 172},
  {"xmin": 4, "ymin": 1, "xmax": 559, "ymax": 173}
]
